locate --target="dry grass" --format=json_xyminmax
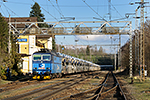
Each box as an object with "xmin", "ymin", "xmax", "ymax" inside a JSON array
[
  {"xmin": 0, "ymin": 80, "xmax": 12, "ymax": 85},
  {"xmin": 124, "ymin": 77, "xmax": 150, "ymax": 100}
]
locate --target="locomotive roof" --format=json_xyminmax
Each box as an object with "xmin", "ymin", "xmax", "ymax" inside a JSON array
[{"xmin": 33, "ymin": 49, "xmax": 61, "ymax": 57}]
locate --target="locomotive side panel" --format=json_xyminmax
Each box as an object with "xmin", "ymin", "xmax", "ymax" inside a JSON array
[{"xmin": 51, "ymin": 56, "xmax": 62, "ymax": 74}]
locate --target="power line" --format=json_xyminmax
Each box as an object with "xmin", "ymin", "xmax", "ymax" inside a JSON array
[
  {"xmin": 32, "ymin": 0, "xmax": 59, "ymax": 21},
  {"xmin": 2, "ymin": 3, "xmax": 10, "ymax": 15},
  {"xmin": 41, "ymin": 7, "xmax": 59, "ymax": 21},
  {"xmin": 0, "ymin": 3, "xmax": 6, "ymax": 16},
  {"xmin": 74, "ymin": 35, "xmax": 87, "ymax": 45},
  {"xmin": 5, "ymin": 1, "xmax": 130, "ymax": 7},
  {"xmin": 2, "ymin": 3, "xmax": 19, "ymax": 16},
  {"xmin": 108, "ymin": 0, "xmax": 123, "ymax": 18},
  {"xmin": 56, "ymin": 1, "xmax": 64, "ymax": 18},
  {"xmin": 48, "ymin": 0, "xmax": 65, "ymax": 18},
  {"xmin": 5, "ymin": 1, "xmax": 31, "ymax": 5},
  {"xmin": 82, "ymin": 0, "xmax": 107, "ymax": 21}
]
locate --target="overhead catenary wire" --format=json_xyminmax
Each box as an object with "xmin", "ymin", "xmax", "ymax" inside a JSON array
[
  {"xmin": 47, "ymin": 1, "xmax": 87, "ymax": 46},
  {"xmin": 32, "ymin": 0, "xmax": 69, "ymax": 48},
  {"xmin": 74, "ymin": 35, "xmax": 87, "ymax": 45},
  {"xmin": 47, "ymin": 0, "xmax": 73, "ymax": 27},
  {"xmin": 3, "ymin": 3, "xmax": 19, "ymax": 16},
  {"xmin": 0, "ymin": 3, "xmax": 6, "ymax": 16},
  {"xmin": 3, "ymin": 1, "xmax": 130, "ymax": 7},
  {"xmin": 108, "ymin": 0, "xmax": 123, "ymax": 18},
  {"xmin": 1, "ymin": 0, "xmax": 132, "ymax": 49},
  {"xmin": 82, "ymin": 0, "xmax": 107, "ymax": 22},
  {"xmin": 2, "ymin": 3, "xmax": 10, "ymax": 15},
  {"xmin": 56, "ymin": 1, "xmax": 64, "ymax": 18},
  {"xmin": 32, "ymin": 0, "xmax": 59, "ymax": 21},
  {"xmin": 48, "ymin": 0, "xmax": 65, "ymax": 18},
  {"xmin": 41, "ymin": 7, "xmax": 59, "ymax": 21}
]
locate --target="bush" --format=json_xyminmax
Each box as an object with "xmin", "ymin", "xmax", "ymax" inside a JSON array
[{"xmin": 0, "ymin": 65, "xmax": 7, "ymax": 80}]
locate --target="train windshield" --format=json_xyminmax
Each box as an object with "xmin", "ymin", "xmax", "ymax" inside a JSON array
[
  {"xmin": 33, "ymin": 55, "xmax": 41, "ymax": 61},
  {"xmin": 43, "ymin": 54, "xmax": 51, "ymax": 61}
]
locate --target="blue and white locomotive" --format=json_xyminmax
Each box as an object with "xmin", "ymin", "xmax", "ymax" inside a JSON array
[
  {"xmin": 32, "ymin": 49, "xmax": 62, "ymax": 79},
  {"xmin": 32, "ymin": 49, "xmax": 100, "ymax": 80}
]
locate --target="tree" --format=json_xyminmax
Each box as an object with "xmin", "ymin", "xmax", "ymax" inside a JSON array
[
  {"xmin": 1, "ymin": 31, "xmax": 23, "ymax": 79},
  {"xmin": 29, "ymin": 2, "xmax": 48, "ymax": 27},
  {"xmin": 0, "ymin": 13, "xmax": 8, "ymax": 79},
  {"xmin": 144, "ymin": 20, "xmax": 150, "ymax": 76},
  {"xmin": 0, "ymin": 13, "xmax": 23, "ymax": 79},
  {"xmin": 86, "ymin": 45, "xmax": 90, "ymax": 56},
  {"xmin": 52, "ymin": 36, "xmax": 56, "ymax": 51},
  {"xmin": 99, "ymin": 47, "xmax": 103, "ymax": 54},
  {"xmin": 0, "ymin": 13, "xmax": 8, "ymax": 55}
]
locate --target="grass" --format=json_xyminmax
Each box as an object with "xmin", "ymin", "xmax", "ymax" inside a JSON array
[
  {"xmin": 0, "ymin": 81, "xmax": 56, "ymax": 99},
  {"xmin": 0, "ymin": 79, "xmax": 12, "ymax": 85},
  {"xmin": 124, "ymin": 77, "xmax": 150, "ymax": 100},
  {"xmin": 75, "ymin": 78, "xmax": 101, "ymax": 91},
  {"xmin": 90, "ymin": 79, "xmax": 99, "ymax": 83}
]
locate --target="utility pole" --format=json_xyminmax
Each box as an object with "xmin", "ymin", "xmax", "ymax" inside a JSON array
[
  {"xmin": 141, "ymin": 0, "xmax": 145, "ymax": 81},
  {"xmin": 129, "ymin": 21, "xmax": 133, "ymax": 78},
  {"xmin": 135, "ymin": 6, "xmax": 140, "ymax": 79},
  {"xmin": 119, "ymin": 34, "xmax": 121, "ymax": 70},
  {"xmin": 114, "ymin": 48, "xmax": 116, "ymax": 71},
  {"xmin": 75, "ymin": 39, "xmax": 78, "ymax": 57},
  {"xmin": 135, "ymin": 0, "xmax": 149, "ymax": 81}
]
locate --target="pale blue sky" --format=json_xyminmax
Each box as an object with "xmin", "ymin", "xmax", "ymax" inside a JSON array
[{"xmin": 0, "ymin": 0, "xmax": 150, "ymax": 53}]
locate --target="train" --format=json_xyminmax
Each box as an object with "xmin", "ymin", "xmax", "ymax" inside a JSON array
[{"xmin": 32, "ymin": 49, "xmax": 101, "ymax": 80}]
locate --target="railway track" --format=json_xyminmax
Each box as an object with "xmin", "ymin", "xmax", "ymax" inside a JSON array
[
  {"xmin": 56, "ymin": 71, "xmax": 127, "ymax": 100},
  {"xmin": 0, "ymin": 72, "xmax": 85, "ymax": 93},
  {"xmin": 3, "ymin": 71, "xmax": 101, "ymax": 100},
  {"xmin": 0, "ymin": 76, "xmax": 34, "ymax": 93}
]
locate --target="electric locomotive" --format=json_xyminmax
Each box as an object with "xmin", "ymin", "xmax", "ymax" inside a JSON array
[{"xmin": 32, "ymin": 49, "xmax": 62, "ymax": 80}]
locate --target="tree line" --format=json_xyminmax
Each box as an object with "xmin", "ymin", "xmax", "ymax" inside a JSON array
[
  {"xmin": 121, "ymin": 20, "xmax": 150, "ymax": 76},
  {"xmin": 55, "ymin": 44, "xmax": 114, "ymax": 65}
]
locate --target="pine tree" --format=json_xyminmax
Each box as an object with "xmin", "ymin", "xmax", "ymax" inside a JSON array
[{"xmin": 29, "ymin": 2, "xmax": 48, "ymax": 27}]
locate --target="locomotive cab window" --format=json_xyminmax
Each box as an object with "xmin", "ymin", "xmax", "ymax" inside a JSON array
[
  {"xmin": 33, "ymin": 55, "xmax": 41, "ymax": 61},
  {"xmin": 43, "ymin": 54, "xmax": 51, "ymax": 61}
]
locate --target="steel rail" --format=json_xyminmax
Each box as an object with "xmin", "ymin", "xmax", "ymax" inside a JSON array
[
  {"xmin": 3, "ymin": 71, "xmax": 101, "ymax": 100},
  {"xmin": 0, "ymin": 80, "xmax": 39, "ymax": 93},
  {"xmin": 95, "ymin": 83, "xmax": 118, "ymax": 100},
  {"xmin": 34, "ymin": 77, "xmax": 90, "ymax": 100},
  {"xmin": 0, "ymin": 76, "xmax": 32, "ymax": 93},
  {"xmin": 113, "ymin": 72, "xmax": 127, "ymax": 100},
  {"xmin": 85, "ymin": 72, "xmax": 110, "ymax": 100},
  {"xmin": 95, "ymin": 71, "xmax": 127, "ymax": 100},
  {"xmin": 56, "ymin": 71, "xmax": 127, "ymax": 100},
  {"xmin": 55, "ymin": 72, "xmax": 109, "ymax": 100},
  {"xmin": 3, "ymin": 77, "xmax": 80, "ymax": 100},
  {"xmin": 35, "ymin": 72, "xmax": 102, "ymax": 100}
]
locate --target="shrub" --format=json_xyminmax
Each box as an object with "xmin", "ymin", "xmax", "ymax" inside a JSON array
[{"xmin": 0, "ymin": 65, "xmax": 7, "ymax": 80}]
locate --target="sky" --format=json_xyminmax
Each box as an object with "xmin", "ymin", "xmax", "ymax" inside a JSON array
[{"xmin": 0, "ymin": 0, "xmax": 150, "ymax": 53}]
